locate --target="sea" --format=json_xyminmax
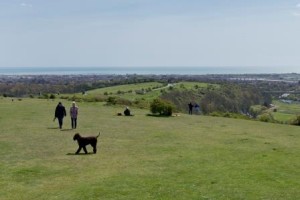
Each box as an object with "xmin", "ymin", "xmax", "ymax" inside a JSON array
[{"xmin": 0, "ymin": 66, "xmax": 298, "ymax": 75}]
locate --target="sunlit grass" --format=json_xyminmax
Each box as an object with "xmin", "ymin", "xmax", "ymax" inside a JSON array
[
  {"xmin": 0, "ymin": 98, "xmax": 299, "ymax": 200},
  {"xmin": 273, "ymin": 100, "xmax": 300, "ymax": 122}
]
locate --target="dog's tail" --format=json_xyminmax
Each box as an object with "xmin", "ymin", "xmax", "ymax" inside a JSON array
[{"xmin": 96, "ymin": 132, "xmax": 101, "ymax": 138}]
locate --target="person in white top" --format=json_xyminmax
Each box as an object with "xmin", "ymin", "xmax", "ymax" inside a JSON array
[{"xmin": 70, "ymin": 101, "xmax": 79, "ymax": 129}]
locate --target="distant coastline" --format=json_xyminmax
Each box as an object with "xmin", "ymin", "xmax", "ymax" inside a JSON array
[{"xmin": 0, "ymin": 66, "xmax": 298, "ymax": 75}]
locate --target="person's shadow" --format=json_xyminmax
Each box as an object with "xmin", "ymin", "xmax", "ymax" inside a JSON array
[
  {"xmin": 47, "ymin": 127, "xmax": 73, "ymax": 131},
  {"xmin": 60, "ymin": 128, "xmax": 73, "ymax": 131},
  {"xmin": 66, "ymin": 153, "xmax": 94, "ymax": 156},
  {"xmin": 47, "ymin": 127, "xmax": 59, "ymax": 129}
]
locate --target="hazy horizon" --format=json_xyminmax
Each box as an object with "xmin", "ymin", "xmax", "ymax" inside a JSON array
[{"xmin": 0, "ymin": 66, "xmax": 299, "ymax": 75}]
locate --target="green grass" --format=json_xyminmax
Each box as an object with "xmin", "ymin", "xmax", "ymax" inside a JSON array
[
  {"xmin": 273, "ymin": 100, "xmax": 300, "ymax": 115},
  {"xmin": 272, "ymin": 112, "xmax": 295, "ymax": 122},
  {"xmin": 83, "ymin": 82, "xmax": 165, "ymax": 101},
  {"xmin": 172, "ymin": 82, "xmax": 219, "ymax": 90},
  {"xmin": 0, "ymin": 98, "xmax": 299, "ymax": 200},
  {"xmin": 65, "ymin": 82, "xmax": 219, "ymax": 103},
  {"xmin": 273, "ymin": 100, "xmax": 300, "ymax": 122}
]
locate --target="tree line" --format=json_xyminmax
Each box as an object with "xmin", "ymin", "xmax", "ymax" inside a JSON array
[{"xmin": 161, "ymin": 84, "xmax": 271, "ymax": 116}]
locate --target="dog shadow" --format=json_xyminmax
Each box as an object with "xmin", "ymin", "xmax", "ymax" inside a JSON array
[
  {"xmin": 47, "ymin": 127, "xmax": 59, "ymax": 130},
  {"xmin": 66, "ymin": 153, "xmax": 95, "ymax": 156}
]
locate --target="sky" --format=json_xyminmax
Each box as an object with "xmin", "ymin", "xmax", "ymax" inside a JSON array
[{"xmin": 0, "ymin": 0, "xmax": 300, "ymax": 72}]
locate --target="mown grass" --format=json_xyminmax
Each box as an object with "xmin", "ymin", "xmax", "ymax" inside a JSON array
[
  {"xmin": 0, "ymin": 97, "xmax": 299, "ymax": 200},
  {"xmin": 172, "ymin": 82, "xmax": 219, "ymax": 90},
  {"xmin": 83, "ymin": 82, "xmax": 165, "ymax": 101},
  {"xmin": 273, "ymin": 100, "xmax": 300, "ymax": 122},
  {"xmin": 274, "ymin": 100, "xmax": 300, "ymax": 114}
]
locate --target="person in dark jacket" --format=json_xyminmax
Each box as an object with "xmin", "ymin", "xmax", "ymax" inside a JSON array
[
  {"xmin": 54, "ymin": 102, "xmax": 66, "ymax": 129},
  {"xmin": 124, "ymin": 106, "xmax": 131, "ymax": 116},
  {"xmin": 188, "ymin": 102, "xmax": 193, "ymax": 115}
]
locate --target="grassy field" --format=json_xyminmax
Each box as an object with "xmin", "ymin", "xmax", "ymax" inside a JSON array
[
  {"xmin": 272, "ymin": 100, "xmax": 300, "ymax": 123},
  {"xmin": 0, "ymin": 97, "xmax": 299, "ymax": 200},
  {"xmin": 85, "ymin": 82, "xmax": 165, "ymax": 101},
  {"xmin": 69, "ymin": 82, "xmax": 218, "ymax": 103}
]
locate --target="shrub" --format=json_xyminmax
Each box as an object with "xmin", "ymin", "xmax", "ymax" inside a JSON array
[
  {"xmin": 49, "ymin": 94, "xmax": 56, "ymax": 99},
  {"xmin": 150, "ymin": 98, "xmax": 174, "ymax": 116},
  {"xmin": 116, "ymin": 98, "xmax": 132, "ymax": 106},
  {"xmin": 258, "ymin": 113, "xmax": 275, "ymax": 123},
  {"xmin": 290, "ymin": 115, "xmax": 300, "ymax": 126},
  {"xmin": 117, "ymin": 90, "xmax": 124, "ymax": 94},
  {"xmin": 43, "ymin": 93, "xmax": 49, "ymax": 99},
  {"xmin": 106, "ymin": 96, "xmax": 117, "ymax": 105},
  {"xmin": 105, "ymin": 96, "xmax": 132, "ymax": 106},
  {"xmin": 168, "ymin": 86, "xmax": 174, "ymax": 90}
]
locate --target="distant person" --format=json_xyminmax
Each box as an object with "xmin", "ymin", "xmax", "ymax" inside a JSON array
[
  {"xmin": 124, "ymin": 106, "xmax": 131, "ymax": 116},
  {"xmin": 70, "ymin": 101, "xmax": 79, "ymax": 129},
  {"xmin": 188, "ymin": 102, "xmax": 193, "ymax": 115},
  {"xmin": 54, "ymin": 102, "xmax": 66, "ymax": 129},
  {"xmin": 194, "ymin": 103, "xmax": 200, "ymax": 114}
]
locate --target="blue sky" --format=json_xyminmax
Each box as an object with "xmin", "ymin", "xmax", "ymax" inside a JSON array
[{"xmin": 0, "ymin": 0, "xmax": 300, "ymax": 72}]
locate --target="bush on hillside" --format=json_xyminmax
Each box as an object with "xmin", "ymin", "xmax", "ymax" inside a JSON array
[
  {"xmin": 49, "ymin": 94, "xmax": 56, "ymax": 99},
  {"xmin": 106, "ymin": 96, "xmax": 132, "ymax": 106},
  {"xmin": 290, "ymin": 115, "xmax": 300, "ymax": 126},
  {"xmin": 150, "ymin": 98, "xmax": 174, "ymax": 116},
  {"xmin": 258, "ymin": 113, "xmax": 275, "ymax": 123},
  {"xmin": 106, "ymin": 96, "xmax": 117, "ymax": 105}
]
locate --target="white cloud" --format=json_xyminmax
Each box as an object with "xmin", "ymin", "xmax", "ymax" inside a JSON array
[{"xmin": 20, "ymin": 3, "xmax": 33, "ymax": 7}]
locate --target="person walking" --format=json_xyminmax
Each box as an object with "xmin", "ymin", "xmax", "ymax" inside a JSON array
[
  {"xmin": 70, "ymin": 101, "xmax": 79, "ymax": 129},
  {"xmin": 54, "ymin": 102, "xmax": 66, "ymax": 129}
]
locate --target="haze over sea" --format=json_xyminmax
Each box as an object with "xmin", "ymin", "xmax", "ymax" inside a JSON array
[{"xmin": 0, "ymin": 66, "xmax": 298, "ymax": 75}]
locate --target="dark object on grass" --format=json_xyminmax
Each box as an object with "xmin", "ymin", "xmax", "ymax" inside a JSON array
[
  {"xmin": 73, "ymin": 132, "xmax": 100, "ymax": 154},
  {"xmin": 124, "ymin": 107, "xmax": 131, "ymax": 116}
]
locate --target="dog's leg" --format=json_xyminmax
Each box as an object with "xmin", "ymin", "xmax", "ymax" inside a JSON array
[
  {"xmin": 92, "ymin": 144, "xmax": 97, "ymax": 154},
  {"xmin": 83, "ymin": 146, "xmax": 88, "ymax": 154},
  {"xmin": 76, "ymin": 146, "xmax": 82, "ymax": 154}
]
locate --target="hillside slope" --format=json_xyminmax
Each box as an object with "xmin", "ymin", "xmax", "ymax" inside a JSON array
[{"xmin": 0, "ymin": 98, "xmax": 299, "ymax": 200}]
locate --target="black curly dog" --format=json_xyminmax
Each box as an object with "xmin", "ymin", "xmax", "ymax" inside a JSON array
[{"xmin": 73, "ymin": 132, "xmax": 100, "ymax": 154}]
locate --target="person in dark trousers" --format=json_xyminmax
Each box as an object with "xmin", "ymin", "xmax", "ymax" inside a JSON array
[
  {"xmin": 54, "ymin": 102, "xmax": 66, "ymax": 129},
  {"xmin": 188, "ymin": 102, "xmax": 193, "ymax": 115}
]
